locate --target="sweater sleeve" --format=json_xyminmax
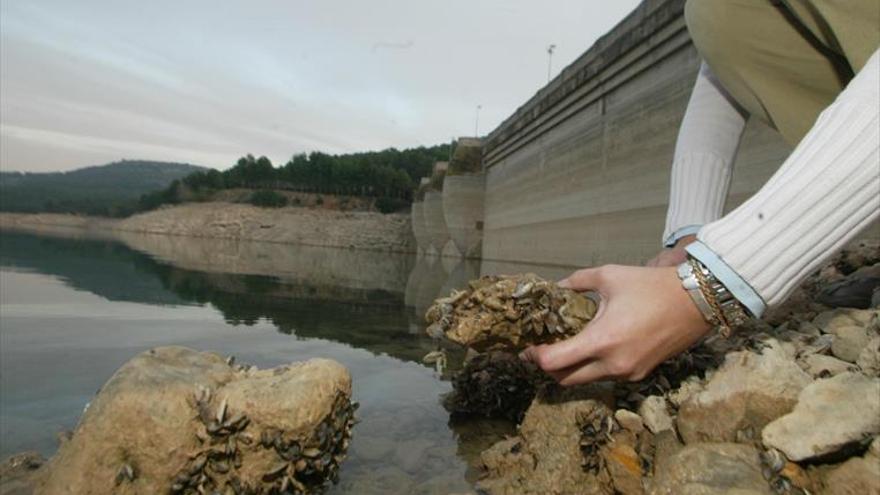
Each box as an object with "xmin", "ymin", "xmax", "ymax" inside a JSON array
[
  {"xmin": 696, "ymin": 48, "xmax": 880, "ymax": 309},
  {"xmin": 662, "ymin": 62, "xmax": 749, "ymax": 246}
]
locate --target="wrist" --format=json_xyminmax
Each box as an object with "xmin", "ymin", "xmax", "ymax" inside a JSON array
[
  {"xmin": 664, "ymin": 226, "xmax": 701, "ymax": 248},
  {"xmin": 680, "ymin": 256, "xmax": 753, "ymax": 337},
  {"xmin": 677, "ymin": 260, "xmax": 719, "ymax": 327},
  {"xmin": 668, "ymin": 266, "xmax": 713, "ymax": 335},
  {"xmin": 673, "ymin": 234, "xmax": 698, "ymax": 250}
]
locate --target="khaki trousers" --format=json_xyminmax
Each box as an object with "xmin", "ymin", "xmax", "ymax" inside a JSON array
[{"xmin": 685, "ymin": 0, "xmax": 880, "ymax": 146}]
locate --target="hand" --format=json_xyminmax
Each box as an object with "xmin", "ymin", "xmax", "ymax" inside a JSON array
[
  {"xmin": 519, "ymin": 264, "xmax": 712, "ymax": 385},
  {"xmin": 645, "ymin": 234, "xmax": 697, "ymax": 267}
]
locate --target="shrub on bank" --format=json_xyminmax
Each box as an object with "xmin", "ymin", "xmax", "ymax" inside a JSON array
[
  {"xmin": 248, "ymin": 190, "xmax": 288, "ymax": 208},
  {"xmin": 375, "ymin": 196, "xmax": 408, "ymax": 214}
]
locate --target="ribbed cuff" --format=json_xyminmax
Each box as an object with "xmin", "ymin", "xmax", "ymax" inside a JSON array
[
  {"xmin": 698, "ymin": 50, "xmax": 880, "ymax": 307},
  {"xmin": 662, "ymin": 152, "xmax": 733, "ymax": 244},
  {"xmin": 664, "ymin": 225, "xmax": 702, "ymax": 247}
]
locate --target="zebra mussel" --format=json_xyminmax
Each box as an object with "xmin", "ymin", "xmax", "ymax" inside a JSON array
[
  {"xmin": 425, "ymin": 274, "xmax": 597, "ymax": 351},
  {"xmin": 172, "ymin": 387, "xmax": 356, "ymax": 495},
  {"xmin": 579, "ymin": 409, "xmax": 616, "ymax": 474}
]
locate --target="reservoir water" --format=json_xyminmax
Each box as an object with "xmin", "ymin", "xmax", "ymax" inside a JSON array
[{"xmin": 0, "ymin": 228, "xmax": 577, "ymax": 493}]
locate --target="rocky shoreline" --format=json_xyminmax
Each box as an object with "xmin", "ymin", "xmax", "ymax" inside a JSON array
[
  {"xmin": 2, "ymin": 236, "xmax": 878, "ymax": 494},
  {"xmin": 439, "ymin": 241, "xmax": 880, "ymax": 494},
  {"xmin": 0, "ymin": 202, "xmax": 415, "ymax": 253}
]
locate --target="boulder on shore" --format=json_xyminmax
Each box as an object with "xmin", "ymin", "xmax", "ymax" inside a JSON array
[
  {"xmin": 761, "ymin": 372, "xmax": 880, "ymax": 462},
  {"xmin": 32, "ymin": 346, "xmax": 355, "ymax": 495},
  {"xmin": 648, "ymin": 443, "xmax": 773, "ymax": 495},
  {"xmin": 477, "ymin": 385, "xmax": 617, "ymax": 494},
  {"xmin": 677, "ymin": 340, "xmax": 811, "ymax": 444},
  {"xmin": 0, "ymin": 452, "xmax": 45, "ymax": 495}
]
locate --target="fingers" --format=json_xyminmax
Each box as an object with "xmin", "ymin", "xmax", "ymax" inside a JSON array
[
  {"xmin": 519, "ymin": 329, "xmax": 599, "ymax": 372},
  {"xmin": 548, "ymin": 361, "xmax": 608, "ymax": 386},
  {"xmin": 557, "ymin": 266, "xmax": 605, "ymax": 292}
]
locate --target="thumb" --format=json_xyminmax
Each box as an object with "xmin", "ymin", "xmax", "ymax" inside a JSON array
[{"xmin": 558, "ymin": 266, "xmax": 606, "ymax": 292}]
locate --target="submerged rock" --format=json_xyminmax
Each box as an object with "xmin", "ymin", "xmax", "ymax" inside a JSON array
[
  {"xmin": 0, "ymin": 452, "xmax": 45, "ymax": 495},
  {"xmin": 33, "ymin": 346, "xmax": 355, "ymax": 495},
  {"xmin": 761, "ymin": 372, "xmax": 880, "ymax": 461},
  {"xmin": 677, "ymin": 340, "xmax": 811, "ymax": 444},
  {"xmin": 425, "ymin": 274, "xmax": 597, "ymax": 351}
]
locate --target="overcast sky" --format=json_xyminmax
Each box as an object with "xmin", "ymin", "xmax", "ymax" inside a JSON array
[{"xmin": 0, "ymin": 0, "xmax": 641, "ymax": 172}]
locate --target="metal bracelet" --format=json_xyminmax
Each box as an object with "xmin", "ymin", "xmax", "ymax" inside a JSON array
[
  {"xmin": 688, "ymin": 257, "xmax": 752, "ymax": 336},
  {"xmin": 677, "ymin": 261, "xmax": 718, "ymax": 326}
]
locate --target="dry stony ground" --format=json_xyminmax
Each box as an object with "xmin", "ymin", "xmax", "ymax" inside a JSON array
[
  {"xmin": 457, "ymin": 241, "xmax": 880, "ymax": 495},
  {"xmin": 0, "ymin": 202, "xmax": 415, "ymax": 252}
]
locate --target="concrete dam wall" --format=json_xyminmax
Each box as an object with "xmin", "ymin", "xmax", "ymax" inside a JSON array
[
  {"xmin": 480, "ymin": 0, "xmax": 791, "ymax": 266},
  {"xmin": 412, "ymin": 0, "xmax": 797, "ymax": 267}
]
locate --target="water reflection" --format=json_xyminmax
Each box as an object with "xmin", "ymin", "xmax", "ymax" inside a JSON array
[
  {"xmin": 0, "ymin": 230, "xmax": 436, "ymax": 363},
  {"xmin": 0, "ymin": 227, "xmax": 581, "ymax": 493}
]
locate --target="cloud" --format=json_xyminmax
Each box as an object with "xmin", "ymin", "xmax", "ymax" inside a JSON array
[
  {"xmin": 1, "ymin": 124, "xmax": 236, "ymax": 167},
  {"xmin": 0, "ymin": 0, "xmax": 642, "ymax": 172}
]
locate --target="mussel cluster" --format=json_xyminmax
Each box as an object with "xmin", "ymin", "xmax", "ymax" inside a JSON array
[
  {"xmin": 172, "ymin": 386, "xmax": 356, "ymax": 495},
  {"xmin": 442, "ymin": 351, "xmax": 550, "ymax": 422},
  {"xmin": 426, "ymin": 274, "xmax": 597, "ymax": 351},
  {"xmin": 579, "ymin": 408, "xmax": 615, "ymax": 474},
  {"xmin": 612, "ymin": 344, "xmax": 721, "ymax": 411}
]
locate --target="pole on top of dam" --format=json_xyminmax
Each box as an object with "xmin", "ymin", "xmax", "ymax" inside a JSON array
[
  {"xmin": 547, "ymin": 44, "xmax": 556, "ymax": 82},
  {"xmin": 474, "ymin": 105, "xmax": 482, "ymax": 137}
]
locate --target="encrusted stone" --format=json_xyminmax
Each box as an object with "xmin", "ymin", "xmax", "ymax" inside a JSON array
[
  {"xmin": 425, "ymin": 274, "xmax": 597, "ymax": 351},
  {"xmin": 32, "ymin": 346, "xmax": 355, "ymax": 494}
]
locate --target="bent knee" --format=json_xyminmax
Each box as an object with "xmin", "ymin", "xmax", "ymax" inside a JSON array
[{"xmin": 684, "ymin": 0, "xmax": 743, "ymax": 66}]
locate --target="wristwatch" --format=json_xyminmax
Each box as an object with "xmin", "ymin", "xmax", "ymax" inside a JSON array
[{"xmin": 677, "ymin": 261, "xmax": 718, "ymax": 325}]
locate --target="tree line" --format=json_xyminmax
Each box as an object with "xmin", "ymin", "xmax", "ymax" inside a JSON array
[{"xmin": 140, "ymin": 144, "xmax": 451, "ymax": 213}]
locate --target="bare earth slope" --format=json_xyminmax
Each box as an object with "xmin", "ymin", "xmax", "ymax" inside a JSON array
[{"xmin": 0, "ymin": 202, "xmax": 415, "ymax": 252}]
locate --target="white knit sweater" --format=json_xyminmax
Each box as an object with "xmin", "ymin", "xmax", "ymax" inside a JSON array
[{"xmin": 664, "ymin": 49, "xmax": 880, "ymax": 311}]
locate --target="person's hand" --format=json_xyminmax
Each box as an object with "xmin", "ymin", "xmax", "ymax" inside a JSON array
[
  {"xmin": 519, "ymin": 264, "xmax": 712, "ymax": 385},
  {"xmin": 645, "ymin": 234, "xmax": 697, "ymax": 267}
]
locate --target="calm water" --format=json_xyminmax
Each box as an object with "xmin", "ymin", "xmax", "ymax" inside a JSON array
[{"xmin": 0, "ymin": 228, "xmax": 577, "ymax": 493}]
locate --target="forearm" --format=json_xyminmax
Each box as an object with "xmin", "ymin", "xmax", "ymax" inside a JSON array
[
  {"xmin": 689, "ymin": 49, "xmax": 880, "ymax": 312},
  {"xmin": 663, "ymin": 63, "xmax": 748, "ymax": 246}
]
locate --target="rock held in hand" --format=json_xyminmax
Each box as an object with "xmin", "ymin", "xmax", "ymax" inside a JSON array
[{"xmin": 425, "ymin": 274, "xmax": 597, "ymax": 351}]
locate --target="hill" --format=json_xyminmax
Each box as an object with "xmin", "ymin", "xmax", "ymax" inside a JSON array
[{"xmin": 0, "ymin": 160, "xmax": 207, "ymax": 217}]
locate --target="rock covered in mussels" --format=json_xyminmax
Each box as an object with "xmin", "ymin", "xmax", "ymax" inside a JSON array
[
  {"xmin": 33, "ymin": 346, "xmax": 356, "ymax": 495},
  {"xmin": 426, "ymin": 274, "xmax": 597, "ymax": 351},
  {"xmin": 442, "ymin": 351, "xmax": 550, "ymax": 422}
]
